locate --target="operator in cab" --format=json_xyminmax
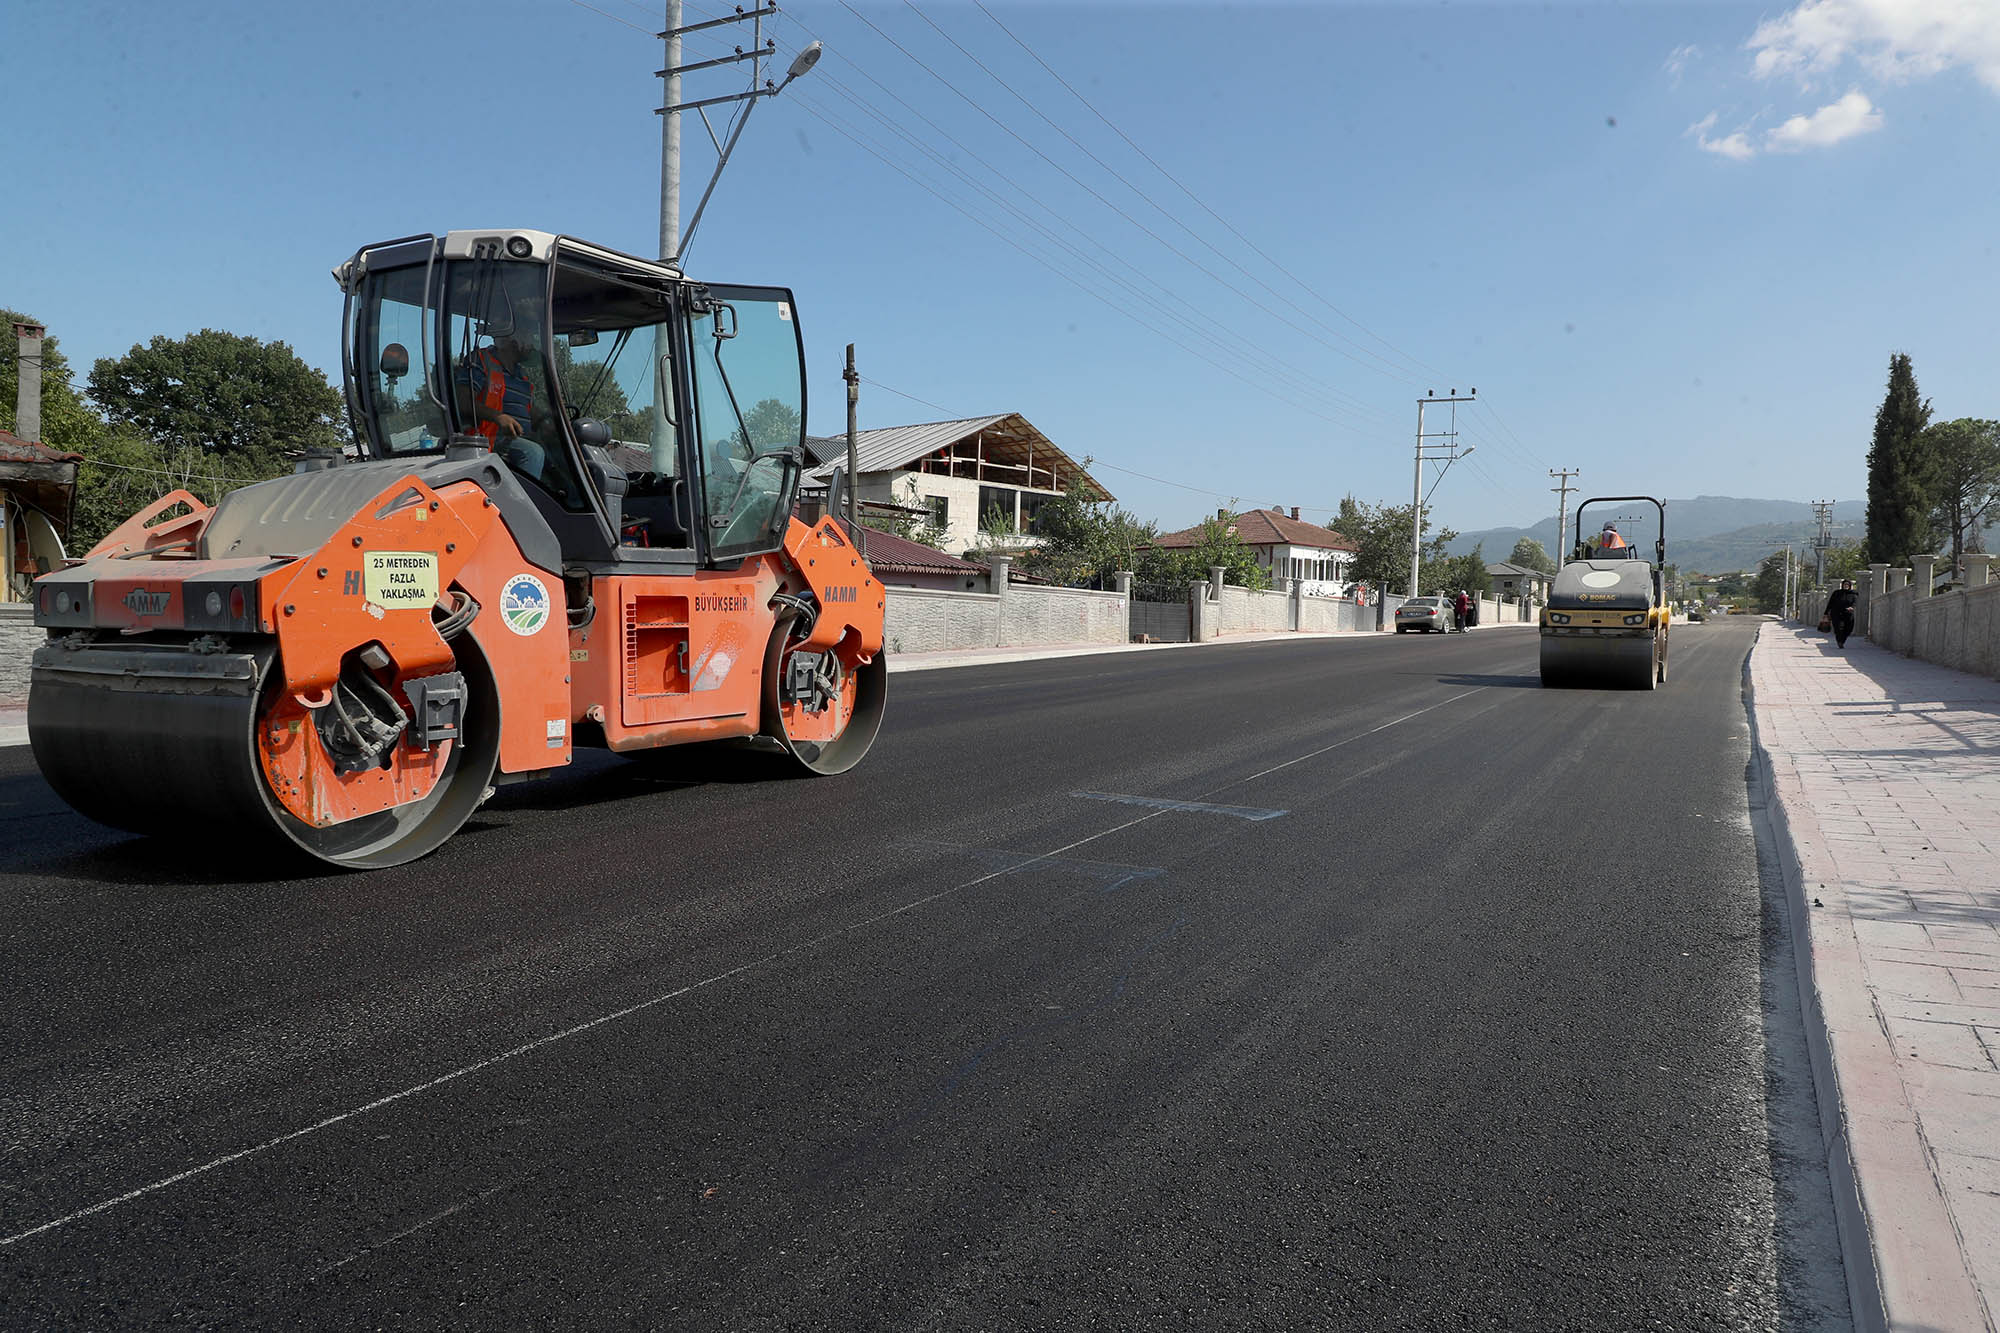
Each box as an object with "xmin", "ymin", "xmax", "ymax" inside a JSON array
[
  {"xmin": 455, "ymin": 301, "xmax": 550, "ymax": 482},
  {"xmin": 1595, "ymin": 523, "xmax": 1631, "ymax": 559}
]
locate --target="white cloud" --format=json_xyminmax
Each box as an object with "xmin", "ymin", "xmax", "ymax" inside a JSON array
[
  {"xmin": 1689, "ymin": 113, "xmax": 1758, "ymax": 159},
  {"xmin": 1665, "ymin": 44, "xmax": 1701, "ymax": 82},
  {"xmin": 1749, "ymin": 0, "xmax": 2000, "ymax": 93},
  {"xmin": 1765, "ymin": 90, "xmax": 1885, "ymax": 148}
]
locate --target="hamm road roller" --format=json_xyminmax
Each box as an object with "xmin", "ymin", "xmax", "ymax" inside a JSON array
[
  {"xmin": 1539, "ymin": 495, "xmax": 1668, "ymax": 689},
  {"xmin": 29, "ymin": 230, "xmax": 886, "ymax": 867}
]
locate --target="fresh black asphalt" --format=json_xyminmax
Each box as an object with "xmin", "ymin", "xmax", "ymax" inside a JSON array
[{"xmin": 0, "ymin": 619, "xmax": 1847, "ymax": 1329}]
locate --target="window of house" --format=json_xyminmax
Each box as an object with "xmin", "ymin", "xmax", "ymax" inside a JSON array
[
  {"xmin": 977, "ymin": 484, "xmax": 1016, "ymax": 532},
  {"xmin": 924, "ymin": 494, "xmax": 949, "ymax": 528}
]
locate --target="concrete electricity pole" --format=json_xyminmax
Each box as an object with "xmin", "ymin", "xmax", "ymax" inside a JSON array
[
  {"xmin": 844, "ymin": 343, "xmax": 864, "ymax": 560},
  {"xmin": 655, "ymin": 5, "xmax": 819, "ymax": 266},
  {"xmin": 1809, "ymin": 498, "xmax": 1834, "ymax": 589},
  {"xmin": 1411, "ymin": 389, "xmax": 1477, "ymax": 598},
  {"xmin": 1549, "ymin": 468, "xmax": 1579, "ymax": 567},
  {"xmin": 659, "ymin": 0, "xmax": 682, "ymax": 262}
]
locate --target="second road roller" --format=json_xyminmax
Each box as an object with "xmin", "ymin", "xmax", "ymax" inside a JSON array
[{"xmin": 1539, "ymin": 495, "xmax": 1669, "ymax": 690}]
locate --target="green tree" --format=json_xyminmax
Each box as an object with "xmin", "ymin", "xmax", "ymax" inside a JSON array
[
  {"xmin": 0, "ymin": 310, "xmax": 105, "ymax": 454},
  {"xmin": 1333, "ymin": 494, "xmax": 1455, "ymax": 594},
  {"xmin": 1137, "ymin": 516, "xmax": 1270, "ymax": 591},
  {"xmin": 1864, "ymin": 353, "xmax": 1935, "ymax": 566},
  {"xmin": 1436, "ymin": 545, "xmax": 1491, "ymax": 597},
  {"xmin": 1824, "ymin": 541, "xmax": 1868, "ymax": 584},
  {"xmin": 1018, "ymin": 480, "xmax": 1157, "ymax": 587},
  {"xmin": 1749, "ymin": 548, "xmax": 1808, "ymax": 613},
  {"xmin": 1920, "ymin": 418, "xmax": 2000, "ymax": 568},
  {"xmin": 1507, "ymin": 536, "xmax": 1556, "ymax": 576},
  {"xmin": 88, "ymin": 329, "xmax": 344, "ymax": 477}
]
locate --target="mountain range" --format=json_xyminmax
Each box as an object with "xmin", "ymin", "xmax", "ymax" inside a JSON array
[{"xmin": 1443, "ymin": 497, "xmax": 1869, "ymax": 575}]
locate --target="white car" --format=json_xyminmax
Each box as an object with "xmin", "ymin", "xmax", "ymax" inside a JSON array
[{"xmin": 1395, "ymin": 597, "xmax": 1451, "ymax": 633}]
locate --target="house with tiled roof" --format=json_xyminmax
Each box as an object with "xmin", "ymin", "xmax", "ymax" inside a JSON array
[
  {"xmin": 1485, "ymin": 560, "xmax": 1550, "ymax": 604},
  {"xmin": 802, "ymin": 414, "xmax": 1110, "ymax": 558},
  {"xmin": 1151, "ymin": 507, "xmax": 1358, "ymax": 595},
  {"xmin": 832, "ymin": 520, "xmax": 989, "ymax": 592}
]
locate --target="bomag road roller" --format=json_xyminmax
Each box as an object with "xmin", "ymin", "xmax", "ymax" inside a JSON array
[
  {"xmin": 1539, "ymin": 495, "xmax": 1669, "ymax": 690},
  {"xmin": 29, "ymin": 230, "xmax": 886, "ymax": 867}
]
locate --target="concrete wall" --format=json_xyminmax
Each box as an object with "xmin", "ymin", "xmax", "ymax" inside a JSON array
[
  {"xmin": 882, "ymin": 578, "xmax": 1128, "ymax": 655},
  {"xmin": 1869, "ymin": 574, "xmax": 2000, "ymax": 679},
  {"xmin": 1, "ymin": 605, "xmax": 39, "ymax": 706}
]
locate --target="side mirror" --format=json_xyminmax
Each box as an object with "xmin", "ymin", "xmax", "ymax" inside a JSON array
[
  {"xmin": 711, "ymin": 304, "xmax": 737, "ymax": 341},
  {"xmin": 380, "ymin": 342, "xmax": 409, "ymax": 381},
  {"xmin": 574, "ymin": 418, "xmax": 612, "ymax": 448}
]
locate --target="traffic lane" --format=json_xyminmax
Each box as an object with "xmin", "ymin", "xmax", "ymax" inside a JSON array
[
  {"xmin": 3, "ymin": 626, "xmax": 1776, "ymax": 1326},
  {"xmin": 0, "ymin": 632, "xmax": 1512, "ymax": 1266},
  {"xmin": 0, "ymin": 629, "xmax": 1534, "ymax": 1131}
]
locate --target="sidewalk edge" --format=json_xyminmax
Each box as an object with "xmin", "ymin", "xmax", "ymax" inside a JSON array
[
  {"xmin": 1743, "ymin": 625, "xmax": 1987, "ymax": 1333},
  {"xmin": 1744, "ymin": 637, "xmax": 1886, "ymax": 1332}
]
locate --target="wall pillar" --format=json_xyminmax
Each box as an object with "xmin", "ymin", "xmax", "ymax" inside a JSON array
[
  {"xmin": 1887, "ymin": 567, "xmax": 1911, "ymax": 593},
  {"xmin": 1863, "ymin": 562, "xmax": 1889, "ymax": 636},
  {"xmin": 1963, "ymin": 554, "xmax": 1993, "ymax": 588},
  {"xmin": 1912, "ymin": 554, "xmax": 1939, "ymax": 596},
  {"xmin": 986, "ymin": 554, "xmax": 1010, "ymax": 646},
  {"xmin": 1208, "ymin": 565, "xmax": 1226, "ymax": 602},
  {"xmin": 1288, "ymin": 577, "xmax": 1301, "ymax": 631},
  {"xmin": 1189, "ymin": 582, "xmax": 1211, "ymax": 642},
  {"xmin": 1113, "ymin": 570, "xmax": 1132, "ymax": 597}
]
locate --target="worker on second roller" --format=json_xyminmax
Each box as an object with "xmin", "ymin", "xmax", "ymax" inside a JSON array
[{"xmin": 456, "ymin": 303, "xmax": 549, "ymax": 481}]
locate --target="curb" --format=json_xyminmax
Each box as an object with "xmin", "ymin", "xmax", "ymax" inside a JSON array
[{"xmin": 1741, "ymin": 625, "xmax": 1987, "ymax": 1333}]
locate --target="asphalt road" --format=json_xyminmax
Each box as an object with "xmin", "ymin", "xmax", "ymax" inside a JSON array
[{"xmin": 0, "ymin": 619, "xmax": 1847, "ymax": 1330}]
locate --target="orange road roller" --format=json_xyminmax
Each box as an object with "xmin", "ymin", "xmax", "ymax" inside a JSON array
[{"xmin": 29, "ymin": 230, "xmax": 886, "ymax": 867}]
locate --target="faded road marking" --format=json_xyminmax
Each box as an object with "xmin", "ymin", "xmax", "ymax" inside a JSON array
[{"xmin": 1072, "ymin": 791, "xmax": 1286, "ymax": 821}]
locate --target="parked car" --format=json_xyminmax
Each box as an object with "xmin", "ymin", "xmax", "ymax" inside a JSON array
[{"xmin": 1395, "ymin": 596, "xmax": 1450, "ymax": 633}]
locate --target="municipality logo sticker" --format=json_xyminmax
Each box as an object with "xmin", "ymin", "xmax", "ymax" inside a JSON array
[{"xmin": 500, "ymin": 573, "xmax": 550, "ymax": 636}]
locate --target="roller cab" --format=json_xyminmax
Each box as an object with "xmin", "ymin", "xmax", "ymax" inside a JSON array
[{"xmin": 30, "ymin": 230, "xmax": 886, "ymax": 867}]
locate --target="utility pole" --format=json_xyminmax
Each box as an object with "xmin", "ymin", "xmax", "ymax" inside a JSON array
[
  {"xmin": 659, "ymin": 0, "xmax": 682, "ymax": 262},
  {"xmin": 655, "ymin": 5, "xmax": 819, "ymax": 267},
  {"xmin": 1548, "ymin": 468, "xmax": 1579, "ymax": 567},
  {"xmin": 1412, "ymin": 389, "xmax": 1477, "ymax": 598},
  {"xmin": 1809, "ymin": 498, "xmax": 1834, "ymax": 590},
  {"xmin": 844, "ymin": 343, "xmax": 864, "ymax": 560}
]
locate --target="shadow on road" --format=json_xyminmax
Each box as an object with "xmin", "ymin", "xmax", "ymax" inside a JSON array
[{"xmin": 1435, "ymin": 672, "xmax": 1543, "ymax": 689}]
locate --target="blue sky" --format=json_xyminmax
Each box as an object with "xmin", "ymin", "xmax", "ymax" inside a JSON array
[{"xmin": 11, "ymin": 0, "xmax": 1999, "ymax": 536}]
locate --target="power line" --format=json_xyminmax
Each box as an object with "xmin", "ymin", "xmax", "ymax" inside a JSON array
[
  {"xmin": 903, "ymin": 0, "xmax": 1425, "ymax": 388},
  {"xmin": 790, "ymin": 68, "xmax": 1392, "ymax": 430},
  {"xmin": 969, "ymin": 0, "xmax": 1451, "ymax": 388},
  {"xmin": 835, "ymin": 2, "xmax": 1408, "ymax": 412},
  {"xmin": 778, "ymin": 32, "xmax": 1397, "ymax": 428}
]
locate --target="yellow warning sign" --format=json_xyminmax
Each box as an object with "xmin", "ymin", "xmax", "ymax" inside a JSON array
[{"xmin": 362, "ymin": 551, "xmax": 439, "ymax": 609}]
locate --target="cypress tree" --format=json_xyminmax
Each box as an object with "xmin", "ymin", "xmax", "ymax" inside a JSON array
[{"xmin": 1864, "ymin": 353, "xmax": 1934, "ymax": 566}]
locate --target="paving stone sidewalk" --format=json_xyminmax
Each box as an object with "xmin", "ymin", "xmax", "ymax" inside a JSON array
[{"xmin": 1751, "ymin": 622, "xmax": 2000, "ymax": 1333}]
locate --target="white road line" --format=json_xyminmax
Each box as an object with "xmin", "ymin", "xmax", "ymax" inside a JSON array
[
  {"xmin": 312, "ymin": 1183, "xmax": 509, "ymax": 1277},
  {"xmin": 1072, "ymin": 792, "xmax": 1287, "ymax": 821},
  {"xmin": 0, "ymin": 685, "xmax": 1487, "ymax": 1249}
]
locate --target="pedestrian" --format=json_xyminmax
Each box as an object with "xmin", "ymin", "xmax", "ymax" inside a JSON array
[
  {"xmin": 1465, "ymin": 591, "xmax": 1480, "ymax": 628},
  {"xmin": 1822, "ymin": 578, "xmax": 1859, "ymax": 649},
  {"xmin": 1452, "ymin": 588, "xmax": 1470, "ymax": 632}
]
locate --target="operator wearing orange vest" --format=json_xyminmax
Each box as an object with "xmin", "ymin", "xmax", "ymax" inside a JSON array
[
  {"xmin": 455, "ymin": 326, "xmax": 547, "ymax": 480},
  {"xmin": 1596, "ymin": 523, "xmax": 1630, "ymax": 557}
]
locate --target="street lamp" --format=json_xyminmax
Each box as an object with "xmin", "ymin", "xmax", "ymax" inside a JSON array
[
  {"xmin": 675, "ymin": 40, "xmax": 824, "ymax": 262},
  {"xmin": 1411, "ymin": 390, "xmax": 1477, "ymax": 597}
]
